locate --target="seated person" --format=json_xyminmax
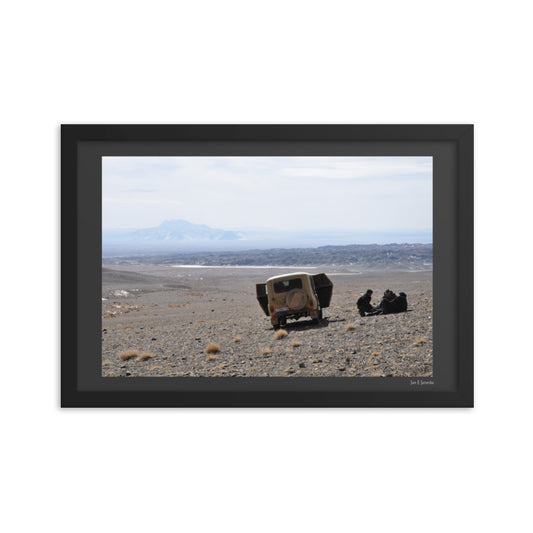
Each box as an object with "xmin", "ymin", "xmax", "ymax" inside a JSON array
[
  {"xmin": 395, "ymin": 292, "xmax": 408, "ymax": 312},
  {"xmin": 374, "ymin": 289, "xmax": 395, "ymax": 312},
  {"xmin": 382, "ymin": 291, "xmax": 408, "ymax": 314}
]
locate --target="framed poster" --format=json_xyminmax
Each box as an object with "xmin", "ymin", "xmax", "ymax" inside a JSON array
[{"xmin": 61, "ymin": 124, "xmax": 473, "ymax": 407}]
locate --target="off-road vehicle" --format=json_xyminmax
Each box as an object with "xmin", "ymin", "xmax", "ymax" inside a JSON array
[{"xmin": 256, "ymin": 272, "xmax": 333, "ymax": 329}]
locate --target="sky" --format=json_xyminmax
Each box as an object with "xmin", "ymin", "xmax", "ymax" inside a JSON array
[{"xmin": 102, "ymin": 156, "xmax": 432, "ymax": 235}]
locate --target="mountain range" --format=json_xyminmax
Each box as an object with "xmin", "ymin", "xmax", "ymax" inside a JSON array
[
  {"xmin": 103, "ymin": 219, "xmax": 432, "ymax": 255},
  {"xmin": 104, "ymin": 219, "xmax": 242, "ymax": 243}
]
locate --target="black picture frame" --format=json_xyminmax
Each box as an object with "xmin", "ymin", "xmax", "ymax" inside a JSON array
[{"xmin": 61, "ymin": 124, "xmax": 473, "ymax": 407}]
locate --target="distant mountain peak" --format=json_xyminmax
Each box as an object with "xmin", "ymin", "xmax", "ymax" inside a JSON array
[{"xmin": 132, "ymin": 219, "xmax": 241, "ymax": 242}]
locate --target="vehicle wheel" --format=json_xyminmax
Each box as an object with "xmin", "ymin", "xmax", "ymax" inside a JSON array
[{"xmin": 286, "ymin": 288, "xmax": 307, "ymax": 311}]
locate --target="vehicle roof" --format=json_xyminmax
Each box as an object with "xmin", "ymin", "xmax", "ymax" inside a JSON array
[{"xmin": 266, "ymin": 272, "xmax": 311, "ymax": 282}]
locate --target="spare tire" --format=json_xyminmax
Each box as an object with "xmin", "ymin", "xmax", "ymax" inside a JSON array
[{"xmin": 286, "ymin": 288, "xmax": 307, "ymax": 311}]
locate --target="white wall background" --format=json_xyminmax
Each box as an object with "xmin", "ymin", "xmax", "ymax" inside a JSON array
[{"xmin": 2, "ymin": 1, "xmax": 531, "ymax": 532}]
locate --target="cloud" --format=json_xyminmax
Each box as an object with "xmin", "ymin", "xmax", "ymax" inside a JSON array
[
  {"xmin": 102, "ymin": 156, "xmax": 432, "ymax": 232},
  {"xmin": 280, "ymin": 157, "xmax": 432, "ymax": 180},
  {"xmin": 103, "ymin": 198, "xmax": 183, "ymax": 205}
]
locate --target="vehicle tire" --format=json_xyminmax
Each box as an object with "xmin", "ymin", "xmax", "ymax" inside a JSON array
[{"xmin": 286, "ymin": 288, "xmax": 307, "ymax": 311}]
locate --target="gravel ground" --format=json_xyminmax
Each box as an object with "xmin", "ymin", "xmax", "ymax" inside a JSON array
[{"xmin": 102, "ymin": 265, "xmax": 433, "ymax": 378}]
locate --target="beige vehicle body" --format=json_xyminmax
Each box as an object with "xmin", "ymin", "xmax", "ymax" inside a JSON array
[{"xmin": 256, "ymin": 272, "xmax": 333, "ymax": 328}]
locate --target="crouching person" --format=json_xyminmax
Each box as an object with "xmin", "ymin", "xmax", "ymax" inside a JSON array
[{"xmin": 357, "ymin": 289, "xmax": 375, "ymax": 317}]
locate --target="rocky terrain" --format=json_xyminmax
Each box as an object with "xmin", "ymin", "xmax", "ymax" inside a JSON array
[{"xmin": 101, "ymin": 265, "xmax": 433, "ymax": 378}]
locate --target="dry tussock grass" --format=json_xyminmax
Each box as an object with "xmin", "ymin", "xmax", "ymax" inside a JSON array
[
  {"xmin": 414, "ymin": 338, "xmax": 428, "ymax": 345},
  {"xmin": 206, "ymin": 354, "xmax": 217, "ymax": 362},
  {"xmin": 261, "ymin": 347, "xmax": 273, "ymax": 355},
  {"xmin": 345, "ymin": 323, "xmax": 356, "ymax": 331},
  {"xmin": 118, "ymin": 349, "xmax": 154, "ymax": 362},
  {"xmin": 119, "ymin": 349, "xmax": 139, "ymax": 361},
  {"xmin": 274, "ymin": 329, "xmax": 288, "ymax": 339},
  {"xmin": 205, "ymin": 342, "xmax": 220, "ymax": 355},
  {"xmin": 290, "ymin": 340, "xmax": 301, "ymax": 347},
  {"xmin": 233, "ymin": 335, "xmax": 242, "ymax": 343}
]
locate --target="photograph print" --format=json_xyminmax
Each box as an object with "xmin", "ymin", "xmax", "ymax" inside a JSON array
[{"xmin": 101, "ymin": 156, "xmax": 433, "ymax": 379}]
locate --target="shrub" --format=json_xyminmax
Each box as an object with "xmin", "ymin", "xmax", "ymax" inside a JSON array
[
  {"xmin": 274, "ymin": 329, "xmax": 288, "ymax": 339},
  {"xmin": 119, "ymin": 349, "xmax": 139, "ymax": 361},
  {"xmin": 205, "ymin": 342, "xmax": 220, "ymax": 354},
  {"xmin": 138, "ymin": 351, "xmax": 154, "ymax": 361}
]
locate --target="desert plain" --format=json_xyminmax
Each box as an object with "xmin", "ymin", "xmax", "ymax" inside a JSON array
[{"xmin": 101, "ymin": 264, "xmax": 433, "ymax": 378}]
